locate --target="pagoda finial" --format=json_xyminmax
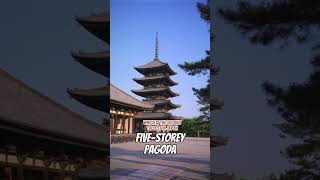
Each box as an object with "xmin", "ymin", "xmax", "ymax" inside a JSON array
[{"xmin": 155, "ymin": 32, "xmax": 159, "ymax": 60}]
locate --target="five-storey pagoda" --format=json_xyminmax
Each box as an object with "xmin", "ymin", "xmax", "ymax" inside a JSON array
[{"xmin": 132, "ymin": 33, "xmax": 181, "ymax": 120}]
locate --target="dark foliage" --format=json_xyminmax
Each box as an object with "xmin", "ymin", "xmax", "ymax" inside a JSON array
[
  {"xmin": 262, "ymin": 55, "xmax": 320, "ymax": 179},
  {"xmin": 219, "ymin": 0, "xmax": 320, "ymax": 46},
  {"xmin": 220, "ymin": 0, "xmax": 320, "ymax": 179}
]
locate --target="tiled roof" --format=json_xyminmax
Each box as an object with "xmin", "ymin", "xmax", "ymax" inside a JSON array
[
  {"xmin": 133, "ymin": 75, "xmax": 177, "ymax": 86},
  {"xmin": 135, "ymin": 59, "xmax": 167, "ymax": 69},
  {"xmin": 132, "ymin": 87, "xmax": 179, "ymax": 97},
  {"xmin": 110, "ymin": 84, "xmax": 153, "ymax": 110},
  {"xmin": 144, "ymin": 99, "xmax": 180, "ymax": 109},
  {"xmin": 134, "ymin": 59, "xmax": 176, "ymax": 75},
  {"xmin": 0, "ymin": 69, "xmax": 108, "ymax": 150}
]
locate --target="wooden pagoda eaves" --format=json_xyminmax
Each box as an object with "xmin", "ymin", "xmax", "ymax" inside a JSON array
[
  {"xmin": 132, "ymin": 87, "xmax": 179, "ymax": 98},
  {"xmin": 144, "ymin": 99, "xmax": 180, "ymax": 109},
  {"xmin": 133, "ymin": 75, "xmax": 178, "ymax": 86},
  {"xmin": 67, "ymin": 86, "xmax": 109, "ymax": 113},
  {"xmin": 76, "ymin": 12, "xmax": 110, "ymax": 43},
  {"xmin": 71, "ymin": 51, "xmax": 109, "ymax": 78},
  {"xmin": 134, "ymin": 60, "xmax": 177, "ymax": 76}
]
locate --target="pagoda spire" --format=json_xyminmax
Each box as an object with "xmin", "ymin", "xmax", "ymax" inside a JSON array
[{"xmin": 155, "ymin": 32, "xmax": 159, "ymax": 60}]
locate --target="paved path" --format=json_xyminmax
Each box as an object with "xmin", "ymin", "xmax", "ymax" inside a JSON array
[{"xmin": 111, "ymin": 138, "xmax": 210, "ymax": 180}]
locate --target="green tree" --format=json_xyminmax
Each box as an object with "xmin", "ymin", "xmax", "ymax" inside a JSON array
[
  {"xmin": 219, "ymin": 0, "xmax": 320, "ymax": 179},
  {"xmin": 179, "ymin": 0, "xmax": 212, "ymax": 121},
  {"xmin": 179, "ymin": 118, "xmax": 210, "ymax": 137}
]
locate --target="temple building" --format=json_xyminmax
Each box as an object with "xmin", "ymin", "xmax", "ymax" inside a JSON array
[
  {"xmin": 0, "ymin": 69, "xmax": 108, "ymax": 180},
  {"xmin": 109, "ymin": 84, "xmax": 153, "ymax": 135},
  {"xmin": 132, "ymin": 33, "xmax": 181, "ymax": 121}
]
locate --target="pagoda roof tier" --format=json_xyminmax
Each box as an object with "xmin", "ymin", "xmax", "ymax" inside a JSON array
[
  {"xmin": 132, "ymin": 87, "xmax": 179, "ymax": 98},
  {"xmin": 67, "ymin": 86, "xmax": 108, "ymax": 113},
  {"xmin": 134, "ymin": 59, "xmax": 176, "ymax": 76},
  {"xmin": 0, "ymin": 69, "xmax": 107, "ymax": 151},
  {"xmin": 134, "ymin": 112, "xmax": 182, "ymax": 120},
  {"xmin": 110, "ymin": 84, "xmax": 154, "ymax": 110},
  {"xmin": 71, "ymin": 51, "xmax": 109, "ymax": 78},
  {"xmin": 211, "ymin": 136, "xmax": 228, "ymax": 148},
  {"xmin": 133, "ymin": 75, "xmax": 177, "ymax": 87},
  {"xmin": 144, "ymin": 99, "xmax": 181, "ymax": 109},
  {"xmin": 76, "ymin": 12, "xmax": 110, "ymax": 43}
]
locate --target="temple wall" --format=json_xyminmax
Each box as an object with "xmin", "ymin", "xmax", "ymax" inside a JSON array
[{"xmin": 110, "ymin": 108, "xmax": 136, "ymax": 135}]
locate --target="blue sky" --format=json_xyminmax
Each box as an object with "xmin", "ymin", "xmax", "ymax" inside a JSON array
[{"xmin": 110, "ymin": 0, "xmax": 209, "ymax": 118}]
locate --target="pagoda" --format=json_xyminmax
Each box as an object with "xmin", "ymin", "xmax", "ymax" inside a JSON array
[
  {"xmin": 132, "ymin": 33, "xmax": 181, "ymax": 120},
  {"xmin": 67, "ymin": 13, "xmax": 110, "ymax": 124}
]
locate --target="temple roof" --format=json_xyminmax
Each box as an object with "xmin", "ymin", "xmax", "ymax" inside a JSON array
[
  {"xmin": 0, "ymin": 69, "xmax": 107, "ymax": 151},
  {"xmin": 110, "ymin": 84, "xmax": 154, "ymax": 110},
  {"xmin": 134, "ymin": 59, "xmax": 176, "ymax": 76},
  {"xmin": 211, "ymin": 136, "xmax": 228, "ymax": 148},
  {"xmin": 76, "ymin": 12, "xmax": 109, "ymax": 43},
  {"xmin": 144, "ymin": 99, "xmax": 180, "ymax": 109},
  {"xmin": 68, "ymin": 84, "xmax": 154, "ymax": 112},
  {"xmin": 132, "ymin": 87, "xmax": 179, "ymax": 98},
  {"xmin": 134, "ymin": 112, "xmax": 182, "ymax": 120},
  {"xmin": 67, "ymin": 86, "xmax": 108, "ymax": 113},
  {"xmin": 133, "ymin": 75, "xmax": 177, "ymax": 86},
  {"xmin": 71, "ymin": 51, "xmax": 109, "ymax": 78}
]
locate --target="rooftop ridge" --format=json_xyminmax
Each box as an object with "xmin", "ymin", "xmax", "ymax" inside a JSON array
[{"xmin": 110, "ymin": 83, "xmax": 154, "ymax": 109}]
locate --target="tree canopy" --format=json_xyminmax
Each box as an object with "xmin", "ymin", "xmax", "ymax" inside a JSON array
[
  {"xmin": 220, "ymin": 0, "xmax": 320, "ymax": 179},
  {"xmin": 219, "ymin": 0, "xmax": 320, "ymax": 46},
  {"xmin": 179, "ymin": 0, "xmax": 212, "ymax": 121}
]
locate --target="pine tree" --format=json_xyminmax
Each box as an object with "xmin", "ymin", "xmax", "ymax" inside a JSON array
[
  {"xmin": 219, "ymin": 0, "xmax": 320, "ymax": 46},
  {"xmin": 179, "ymin": 0, "xmax": 218, "ymax": 121},
  {"xmin": 219, "ymin": 0, "xmax": 320, "ymax": 179},
  {"xmin": 262, "ymin": 55, "xmax": 320, "ymax": 179}
]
